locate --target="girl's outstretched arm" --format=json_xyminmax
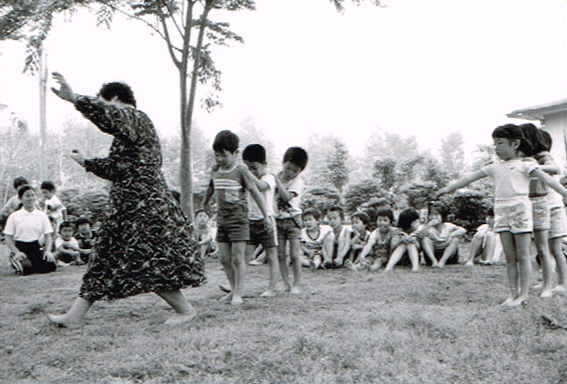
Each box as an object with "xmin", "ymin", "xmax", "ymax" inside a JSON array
[{"xmin": 437, "ymin": 170, "xmax": 486, "ymax": 196}]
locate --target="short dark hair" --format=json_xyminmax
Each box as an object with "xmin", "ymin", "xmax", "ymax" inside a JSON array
[
  {"xmin": 486, "ymin": 207, "xmax": 494, "ymax": 217},
  {"xmin": 429, "ymin": 202, "xmax": 449, "ymax": 223},
  {"xmin": 375, "ymin": 207, "xmax": 394, "ymax": 223},
  {"xmin": 59, "ymin": 221, "xmax": 74, "ymax": 232},
  {"xmin": 98, "ymin": 82, "xmax": 137, "ymax": 107},
  {"xmin": 17, "ymin": 185, "xmax": 35, "ymax": 199},
  {"xmin": 492, "ymin": 124, "xmax": 528, "ymax": 154},
  {"xmin": 302, "ymin": 208, "xmax": 321, "ymax": 221},
  {"xmin": 40, "ymin": 180, "xmax": 55, "ymax": 191},
  {"xmin": 242, "ymin": 144, "xmax": 266, "ymax": 164},
  {"xmin": 213, "ymin": 130, "xmax": 239, "ymax": 153},
  {"xmin": 327, "ymin": 205, "xmax": 344, "ymax": 220},
  {"xmin": 195, "ymin": 209, "xmax": 209, "ymax": 218},
  {"xmin": 518, "ymin": 123, "xmax": 541, "ymax": 157},
  {"xmin": 397, "ymin": 208, "xmax": 420, "ymax": 231},
  {"xmin": 283, "ymin": 147, "xmax": 308, "ymax": 170},
  {"xmin": 351, "ymin": 211, "xmax": 370, "ymax": 226},
  {"xmin": 537, "ymin": 129, "xmax": 552, "ymax": 152},
  {"xmin": 13, "ymin": 176, "xmax": 28, "ymax": 190},
  {"xmin": 75, "ymin": 216, "xmax": 92, "ymax": 226}
]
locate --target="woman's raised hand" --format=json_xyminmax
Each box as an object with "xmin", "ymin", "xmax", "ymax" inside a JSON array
[{"xmin": 51, "ymin": 72, "xmax": 77, "ymax": 103}]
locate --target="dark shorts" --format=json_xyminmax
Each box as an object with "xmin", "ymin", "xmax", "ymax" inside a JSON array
[
  {"xmin": 216, "ymin": 209, "xmax": 250, "ymax": 243},
  {"xmin": 248, "ymin": 219, "xmax": 277, "ymax": 248},
  {"xmin": 277, "ymin": 216, "xmax": 302, "ymax": 241}
]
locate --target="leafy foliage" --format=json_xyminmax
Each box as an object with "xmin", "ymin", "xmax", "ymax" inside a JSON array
[
  {"xmin": 343, "ymin": 179, "xmax": 391, "ymax": 216},
  {"xmin": 301, "ymin": 186, "xmax": 341, "ymax": 217},
  {"xmin": 323, "ymin": 139, "xmax": 349, "ymax": 192}
]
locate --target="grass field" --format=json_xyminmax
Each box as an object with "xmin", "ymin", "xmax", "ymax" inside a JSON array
[{"xmin": 1, "ymin": 243, "xmax": 567, "ymax": 384}]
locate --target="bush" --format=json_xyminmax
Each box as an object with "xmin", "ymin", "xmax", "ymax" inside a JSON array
[
  {"xmin": 343, "ymin": 179, "xmax": 392, "ymax": 216},
  {"xmin": 301, "ymin": 187, "xmax": 341, "ymax": 217}
]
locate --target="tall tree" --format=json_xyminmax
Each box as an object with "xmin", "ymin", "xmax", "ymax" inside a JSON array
[
  {"xmin": 439, "ymin": 131, "xmax": 465, "ymax": 179},
  {"xmin": 324, "ymin": 138, "xmax": 349, "ymax": 192}
]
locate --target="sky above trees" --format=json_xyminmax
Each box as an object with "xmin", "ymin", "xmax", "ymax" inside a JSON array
[{"xmin": 1, "ymin": 0, "xmax": 566, "ymax": 160}]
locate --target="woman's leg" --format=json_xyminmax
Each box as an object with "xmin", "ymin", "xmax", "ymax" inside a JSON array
[
  {"xmin": 534, "ymin": 230, "xmax": 553, "ymax": 298},
  {"xmin": 157, "ymin": 290, "xmax": 197, "ymax": 325},
  {"xmin": 46, "ymin": 297, "xmax": 92, "ymax": 328}
]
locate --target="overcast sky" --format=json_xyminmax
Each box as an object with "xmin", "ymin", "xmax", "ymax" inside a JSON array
[{"xmin": 1, "ymin": 0, "xmax": 566, "ymax": 159}]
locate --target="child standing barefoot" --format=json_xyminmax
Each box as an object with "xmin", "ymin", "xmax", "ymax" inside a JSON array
[
  {"xmin": 438, "ymin": 124, "xmax": 567, "ymax": 307},
  {"xmin": 203, "ymin": 131, "xmax": 272, "ymax": 305},
  {"xmin": 274, "ymin": 147, "xmax": 308, "ymax": 294}
]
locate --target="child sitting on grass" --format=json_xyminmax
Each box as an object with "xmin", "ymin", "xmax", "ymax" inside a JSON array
[
  {"xmin": 326, "ymin": 205, "xmax": 352, "ymax": 269},
  {"xmin": 347, "ymin": 207, "xmax": 397, "ymax": 272},
  {"xmin": 55, "ymin": 221, "xmax": 82, "ymax": 266},
  {"xmin": 74, "ymin": 216, "xmax": 98, "ymax": 263},
  {"xmin": 300, "ymin": 208, "xmax": 333, "ymax": 270},
  {"xmin": 421, "ymin": 202, "xmax": 467, "ymax": 268},
  {"xmin": 346, "ymin": 211, "xmax": 371, "ymax": 264},
  {"xmin": 383, "ymin": 208, "xmax": 430, "ymax": 273},
  {"xmin": 194, "ymin": 209, "xmax": 218, "ymax": 260},
  {"xmin": 464, "ymin": 207, "xmax": 502, "ymax": 267}
]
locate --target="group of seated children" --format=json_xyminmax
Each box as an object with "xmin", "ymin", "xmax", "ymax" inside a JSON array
[
  {"xmin": 298, "ymin": 203, "xmax": 470, "ymax": 273},
  {"xmin": 53, "ymin": 217, "xmax": 98, "ymax": 267}
]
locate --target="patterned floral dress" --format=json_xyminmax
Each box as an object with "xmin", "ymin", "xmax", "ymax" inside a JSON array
[{"xmin": 74, "ymin": 95, "xmax": 206, "ymax": 301}]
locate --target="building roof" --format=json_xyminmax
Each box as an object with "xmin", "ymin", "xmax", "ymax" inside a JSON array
[{"xmin": 507, "ymin": 98, "xmax": 567, "ymax": 121}]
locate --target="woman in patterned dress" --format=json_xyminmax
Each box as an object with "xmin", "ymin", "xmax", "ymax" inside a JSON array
[{"xmin": 46, "ymin": 72, "xmax": 206, "ymax": 327}]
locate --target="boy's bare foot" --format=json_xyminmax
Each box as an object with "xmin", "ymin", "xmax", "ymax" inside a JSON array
[
  {"xmin": 260, "ymin": 289, "xmax": 275, "ymax": 298},
  {"xmin": 464, "ymin": 260, "xmax": 474, "ymax": 269},
  {"xmin": 164, "ymin": 309, "xmax": 197, "ymax": 325},
  {"xmin": 219, "ymin": 292, "xmax": 233, "ymax": 303},
  {"xmin": 290, "ymin": 286, "xmax": 301, "ymax": 294},
  {"xmin": 231, "ymin": 295, "xmax": 244, "ymax": 305},
  {"xmin": 345, "ymin": 260, "xmax": 357, "ymax": 272},
  {"xmin": 500, "ymin": 297, "xmax": 515, "ymax": 306},
  {"xmin": 552, "ymin": 285, "xmax": 567, "ymax": 296},
  {"xmin": 381, "ymin": 269, "xmax": 392, "ymax": 275},
  {"xmin": 411, "ymin": 267, "xmax": 419, "ymax": 273},
  {"xmin": 540, "ymin": 289, "xmax": 554, "ymax": 299},
  {"xmin": 45, "ymin": 313, "xmax": 81, "ymax": 328},
  {"xmin": 506, "ymin": 297, "xmax": 528, "ymax": 307}
]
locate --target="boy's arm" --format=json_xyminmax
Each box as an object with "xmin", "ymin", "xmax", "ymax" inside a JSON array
[
  {"xmin": 532, "ymin": 168, "xmax": 567, "ymax": 198},
  {"xmin": 322, "ymin": 232, "xmax": 335, "ymax": 261},
  {"xmin": 437, "ymin": 170, "xmax": 487, "ymax": 196},
  {"xmin": 242, "ymin": 167, "xmax": 269, "ymax": 191},
  {"xmin": 202, "ymin": 180, "xmax": 214, "ymax": 209},
  {"xmin": 336, "ymin": 229, "xmax": 352, "ymax": 263},
  {"xmin": 274, "ymin": 173, "xmax": 295, "ymax": 202},
  {"xmin": 249, "ymin": 186, "xmax": 273, "ymax": 231}
]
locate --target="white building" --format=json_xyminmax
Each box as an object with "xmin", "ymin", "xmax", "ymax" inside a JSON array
[{"xmin": 507, "ymin": 99, "xmax": 567, "ymax": 169}]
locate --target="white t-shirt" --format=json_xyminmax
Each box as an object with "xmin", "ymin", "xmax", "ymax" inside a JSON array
[
  {"xmin": 248, "ymin": 173, "xmax": 276, "ymax": 220},
  {"xmin": 275, "ymin": 176, "xmax": 305, "ymax": 219},
  {"xmin": 481, "ymin": 158, "xmax": 537, "ymax": 201},
  {"xmin": 3, "ymin": 208, "xmax": 53, "ymax": 242},
  {"xmin": 301, "ymin": 224, "xmax": 333, "ymax": 254}
]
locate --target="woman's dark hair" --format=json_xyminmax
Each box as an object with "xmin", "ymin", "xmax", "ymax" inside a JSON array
[
  {"xmin": 13, "ymin": 176, "xmax": 28, "ymax": 190},
  {"xmin": 18, "ymin": 185, "xmax": 36, "ymax": 199},
  {"xmin": 242, "ymin": 144, "xmax": 267, "ymax": 164},
  {"xmin": 397, "ymin": 208, "xmax": 419, "ymax": 231},
  {"xmin": 98, "ymin": 82, "xmax": 137, "ymax": 107},
  {"xmin": 213, "ymin": 130, "xmax": 239, "ymax": 153},
  {"xmin": 283, "ymin": 147, "xmax": 308, "ymax": 170},
  {"xmin": 302, "ymin": 208, "xmax": 321, "ymax": 221}
]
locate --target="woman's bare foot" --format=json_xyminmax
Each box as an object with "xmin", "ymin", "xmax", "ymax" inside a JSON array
[
  {"xmin": 164, "ymin": 309, "xmax": 197, "ymax": 325},
  {"xmin": 45, "ymin": 313, "xmax": 82, "ymax": 328}
]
